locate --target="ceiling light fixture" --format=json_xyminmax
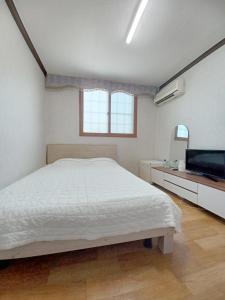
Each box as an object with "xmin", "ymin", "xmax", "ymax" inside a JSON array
[{"xmin": 126, "ymin": 0, "xmax": 149, "ymax": 44}]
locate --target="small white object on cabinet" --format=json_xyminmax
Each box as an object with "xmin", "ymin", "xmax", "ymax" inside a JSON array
[{"xmin": 139, "ymin": 160, "xmax": 163, "ymax": 183}]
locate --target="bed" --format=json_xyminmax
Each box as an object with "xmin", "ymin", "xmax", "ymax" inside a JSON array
[{"xmin": 0, "ymin": 144, "xmax": 181, "ymax": 260}]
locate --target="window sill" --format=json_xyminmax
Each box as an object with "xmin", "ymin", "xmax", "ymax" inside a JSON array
[{"xmin": 79, "ymin": 132, "xmax": 137, "ymax": 138}]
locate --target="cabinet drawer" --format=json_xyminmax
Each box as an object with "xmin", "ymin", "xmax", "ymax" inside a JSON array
[
  {"xmin": 151, "ymin": 169, "xmax": 164, "ymax": 187},
  {"xmin": 198, "ymin": 184, "xmax": 225, "ymax": 219},
  {"xmin": 164, "ymin": 173, "xmax": 198, "ymax": 193},
  {"xmin": 164, "ymin": 181, "xmax": 198, "ymax": 204}
]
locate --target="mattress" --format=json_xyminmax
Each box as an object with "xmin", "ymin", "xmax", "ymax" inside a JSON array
[{"xmin": 0, "ymin": 158, "xmax": 181, "ymax": 250}]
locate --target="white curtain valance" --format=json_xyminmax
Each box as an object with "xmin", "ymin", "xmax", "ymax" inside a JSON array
[{"xmin": 45, "ymin": 74, "xmax": 157, "ymax": 96}]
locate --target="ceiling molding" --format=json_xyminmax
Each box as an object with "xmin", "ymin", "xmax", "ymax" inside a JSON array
[
  {"xmin": 5, "ymin": 0, "xmax": 47, "ymax": 77},
  {"xmin": 160, "ymin": 38, "xmax": 225, "ymax": 89}
]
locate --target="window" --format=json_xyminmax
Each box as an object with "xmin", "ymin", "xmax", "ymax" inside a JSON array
[
  {"xmin": 80, "ymin": 89, "xmax": 137, "ymax": 137},
  {"xmin": 83, "ymin": 89, "xmax": 109, "ymax": 133}
]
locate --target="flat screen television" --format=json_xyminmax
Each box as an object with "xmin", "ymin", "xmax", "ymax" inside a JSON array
[{"xmin": 186, "ymin": 149, "xmax": 225, "ymax": 180}]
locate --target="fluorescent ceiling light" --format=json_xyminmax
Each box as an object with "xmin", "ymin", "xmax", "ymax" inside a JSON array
[{"xmin": 126, "ymin": 0, "xmax": 149, "ymax": 44}]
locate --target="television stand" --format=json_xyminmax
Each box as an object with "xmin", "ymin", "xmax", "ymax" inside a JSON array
[
  {"xmin": 151, "ymin": 167, "xmax": 225, "ymax": 219},
  {"xmin": 202, "ymin": 174, "xmax": 219, "ymax": 182}
]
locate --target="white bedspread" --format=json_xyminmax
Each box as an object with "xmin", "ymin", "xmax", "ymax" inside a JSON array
[{"xmin": 0, "ymin": 158, "xmax": 181, "ymax": 250}]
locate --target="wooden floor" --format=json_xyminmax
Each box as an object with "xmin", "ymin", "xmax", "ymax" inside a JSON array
[{"xmin": 0, "ymin": 192, "xmax": 225, "ymax": 300}]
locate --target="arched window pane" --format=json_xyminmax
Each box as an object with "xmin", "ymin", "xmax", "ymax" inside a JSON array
[
  {"xmin": 111, "ymin": 92, "xmax": 134, "ymax": 134},
  {"xmin": 83, "ymin": 89, "xmax": 109, "ymax": 133}
]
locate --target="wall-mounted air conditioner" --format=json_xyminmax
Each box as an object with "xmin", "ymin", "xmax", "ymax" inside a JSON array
[{"xmin": 154, "ymin": 78, "xmax": 185, "ymax": 105}]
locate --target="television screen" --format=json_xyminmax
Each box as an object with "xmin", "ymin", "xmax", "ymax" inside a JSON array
[{"xmin": 186, "ymin": 149, "xmax": 225, "ymax": 179}]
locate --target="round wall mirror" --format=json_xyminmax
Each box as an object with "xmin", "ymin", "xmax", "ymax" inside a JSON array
[
  {"xmin": 169, "ymin": 124, "xmax": 190, "ymax": 161},
  {"xmin": 175, "ymin": 124, "xmax": 189, "ymax": 141}
]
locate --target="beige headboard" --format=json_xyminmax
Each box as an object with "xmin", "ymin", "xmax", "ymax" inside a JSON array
[{"xmin": 47, "ymin": 144, "xmax": 118, "ymax": 164}]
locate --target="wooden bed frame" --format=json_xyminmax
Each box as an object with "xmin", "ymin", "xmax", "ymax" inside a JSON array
[{"xmin": 0, "ymin": 144, "xmax": 174, "ymax": 260}]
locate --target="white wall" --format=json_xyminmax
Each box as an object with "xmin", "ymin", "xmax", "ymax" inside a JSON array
[
  {"xmin": 45, "ymin": 88, "xmax": 157, "ymax": 174},
  {"xmin": 45, "ymin": 46, "xmax": 225, "ymax": 172},
  {"xmin": 0, "ymin": 1, "xmax": 45, "ymax": 189},
  {"xmin": 155, "ymin": 46, "xmax": 225, "ymax": 160}
]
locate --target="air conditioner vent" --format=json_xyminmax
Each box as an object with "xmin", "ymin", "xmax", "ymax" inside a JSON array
[{"xmin": 154, "ymin": 79, "xmax": 185, "ymax": 105}]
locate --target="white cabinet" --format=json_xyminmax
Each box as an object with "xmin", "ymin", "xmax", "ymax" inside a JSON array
[
  {"xmin": 152, "ymin": 169, "xmax": 197, "ymax": 204},
  {"xmin": 164, "ymin": 181, "xmax": 198, "ymax": 204},
  {"xmin": 198, "ymin": 184, "xmax": 225, "ymax": 219},
  {"xmin": 139, "ymin": 160, "xmax": 163, "ymax": 183},
  {"xmin": 151, "ymin": 168, "xmax": 225, "ymax": 219},
  {"xmin": 164, "ymin": 173, "xmax": 198, "ymax": 193},
  {"xmin": 139, "ymin": 161, "xmax": 151, "ymax": 182},
  {"xmin": 151, "ymin": 169, "xmax": 165, "ymax": 187}
]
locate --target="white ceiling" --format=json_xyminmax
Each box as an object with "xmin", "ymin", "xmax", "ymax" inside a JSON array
[{"xmin": 15, "ymin": 0, "xmax": 225, "ymax": 86}]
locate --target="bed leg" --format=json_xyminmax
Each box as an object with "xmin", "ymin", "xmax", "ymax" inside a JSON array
[
  {"xmin": 143, "ymin": 238, "xmax": 152, "ymax": 248},
  {"xmin": 158, "ymin": 233, "xmax": 174, "ymax": 254},
  {"xmin": 0, "ymin": 260, "xmax": 10, "ymax": 270}
]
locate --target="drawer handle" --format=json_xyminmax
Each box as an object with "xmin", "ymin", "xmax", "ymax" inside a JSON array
[{"xmin": 164, "ymin": 180, "xmax": 197, "ymax": 194}]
